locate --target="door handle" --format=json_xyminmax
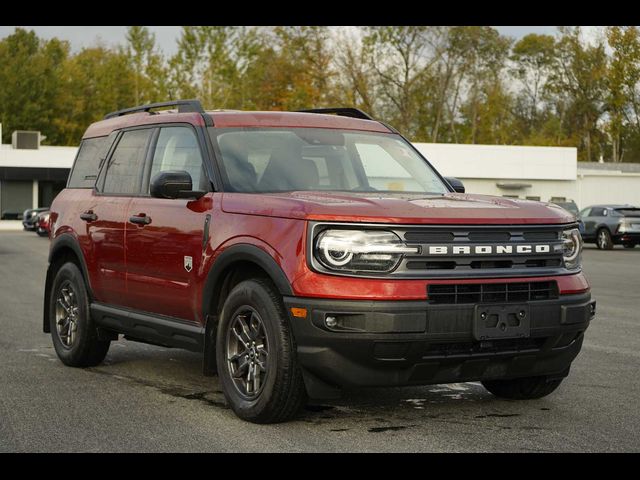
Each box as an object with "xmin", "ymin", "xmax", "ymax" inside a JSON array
[
  {"xmin": 80, "ymin": 211, "xmax": 97, "ymax": 222},
  {"xmin": 129, "ymin": 214, "xmax": 151, "ymax": 225}
]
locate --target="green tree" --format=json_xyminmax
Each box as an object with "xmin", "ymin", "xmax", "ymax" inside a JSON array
[
  {"xmin": 0, "ymin": 28, "xmax": 69, "ymax": 144},
  {"xmin": 125, "ymin": 26, "xmax": 168, "ymax": 104}
]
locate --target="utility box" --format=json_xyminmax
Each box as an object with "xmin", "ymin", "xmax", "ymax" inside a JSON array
[{"xmin": 12, "ymin": 131, "xmax": 41, "ymax": 150}]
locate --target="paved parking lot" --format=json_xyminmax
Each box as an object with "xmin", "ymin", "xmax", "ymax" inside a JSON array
[{"xmin": 0, "ymin": 231, "xmax": 638, "ymax": 452}]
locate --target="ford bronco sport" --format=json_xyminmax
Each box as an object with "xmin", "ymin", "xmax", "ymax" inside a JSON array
[{"xmin": 44, "ymin": 100, "xmax": 596, "ymax": 423}]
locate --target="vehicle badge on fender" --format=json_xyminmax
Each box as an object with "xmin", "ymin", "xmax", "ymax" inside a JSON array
[{"xmin": 184, "ymin": 256, "xmax": 193, "ymax": 272}]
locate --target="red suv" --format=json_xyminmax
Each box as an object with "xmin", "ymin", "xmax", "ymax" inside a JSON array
[{"xmin": 44, "ymin": 100, "xmax": 595, "ymax": 423}]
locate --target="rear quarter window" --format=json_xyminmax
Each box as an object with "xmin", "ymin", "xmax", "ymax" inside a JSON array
[{"xmin": 67, "ymin": 136, "xmax": 111, "ymax": 188}]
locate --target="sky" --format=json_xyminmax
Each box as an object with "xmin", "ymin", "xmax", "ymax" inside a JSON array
[{"xmin": 0, "ymin": 26, "xmax": 592, "ymax": 56}]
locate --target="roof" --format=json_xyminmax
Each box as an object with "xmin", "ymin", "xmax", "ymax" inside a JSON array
[
  {"xmin": 578, "ymin": 162, "xmax": 640, "ymax": 173},
  {"xmin": 83, "ymin": 110, "xmax": 392, "ymax": 139},
  {"xmin": 0, "ymin": 143, "xmax": 77, "ymax": 169}
]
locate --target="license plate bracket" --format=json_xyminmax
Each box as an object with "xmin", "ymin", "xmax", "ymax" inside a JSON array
[{"xmin": 473, "ymin": 304, "xmax": 530, "ymax": 340}]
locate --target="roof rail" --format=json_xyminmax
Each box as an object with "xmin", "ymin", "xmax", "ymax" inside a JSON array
[
  {"xmin": 104, "ymin": 99, "xmax": 205, "ymax": 120},
  {"xmin": 296, "ymin": 107, "xmax": 374, "ymax": 121}
]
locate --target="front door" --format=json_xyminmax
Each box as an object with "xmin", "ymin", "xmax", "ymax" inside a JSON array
[{"xmin": 124, "ymin": 125, "xmax": 213, "ymax": 323}]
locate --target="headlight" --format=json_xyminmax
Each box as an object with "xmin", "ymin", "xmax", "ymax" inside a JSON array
[
  {"xmin": 315, "ymin": 229, "xmax": 418, "ymax": 273},
  {"xmin": 562, "ymin": 228, "xmax": 582, "ymax": 270}
]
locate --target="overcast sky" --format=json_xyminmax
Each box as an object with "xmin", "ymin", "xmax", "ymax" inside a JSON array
[{"xmin": 0, "ymin": 26, "xmax": 583, "ymax": 55}]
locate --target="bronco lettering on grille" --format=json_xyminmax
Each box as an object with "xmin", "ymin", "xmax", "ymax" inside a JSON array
[{"xmin": 426, "ymin": 244, "xmax": 552, "ymax": 255}]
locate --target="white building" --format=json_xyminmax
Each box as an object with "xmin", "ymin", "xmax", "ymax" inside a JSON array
[
  {"xmin": 0, "ymin": 125, "xmax": 75, "ymax": 218},
  {"xmin": 414, "ymin": 142, "xmax": 640, "ymax": 210}
]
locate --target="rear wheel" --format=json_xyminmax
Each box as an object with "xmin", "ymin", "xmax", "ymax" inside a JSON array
[
  {"xmin": 482, "ymin": 375, "xmax": 563, "ymax": 400},
  {"xmin": 596, "ymin": 228, "xmax": 613, "ymax": 250},
  {"xmin": 49, "ymin": 262, "xmax": 110, "ymax": 367},
  {"xmin": 216, "ymin": 278, "xmax": 306, "ymax": 423}
]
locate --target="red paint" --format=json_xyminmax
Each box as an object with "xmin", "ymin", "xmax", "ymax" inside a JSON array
[{"xmin": 51, "ymin": 110, "xmax": 589, "ymax": 326}]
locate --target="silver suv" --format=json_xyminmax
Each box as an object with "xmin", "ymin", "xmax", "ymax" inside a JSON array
[{"xmin": 580, "ymin": 205, "xmax": 640, "ymax": 249}]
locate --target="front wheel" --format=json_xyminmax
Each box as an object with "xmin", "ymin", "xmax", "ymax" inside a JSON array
[
  {"xmin": 482, "ymin": 375, "xmax": 563, "ymax": 400},
  {"xmin": 49, "ymin": 262, "xmax": 110, "ymax": 367},
  {"xmin": 596, "ymin": 228, "xmax": 614, "ymax": 250},
  {"xmin": 216, "ymin": 278, "xmax": 306, "ymax": 423}
]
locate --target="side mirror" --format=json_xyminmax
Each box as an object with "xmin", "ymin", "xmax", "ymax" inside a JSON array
[
  {"xmin": 445, "ymin": 176, "xmax": 465, "ymax": 193},
  {"xmin": 150, "ymin": 170, "xmax": 205, "ymax": 200}
]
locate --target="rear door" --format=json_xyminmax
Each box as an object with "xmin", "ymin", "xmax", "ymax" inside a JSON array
[
  {"xmin": 124, "ymin": 125, "xmax": 213, "ymax": 323},
  {"xmin": 89, "ymin": 128, "xmax": 153, "ymax": 306}
]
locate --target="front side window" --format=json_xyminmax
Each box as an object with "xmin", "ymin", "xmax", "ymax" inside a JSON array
[
  {"xmin": 102, "ymin": 129, "xmax": 151, "ymax": 195},
  {"xmin": 209, "ymin": 128, "xmax": 449, "ymax": 194},
  {"xmin": 149, "ymin": 127, "xmax": 207, "ymax": 191}
]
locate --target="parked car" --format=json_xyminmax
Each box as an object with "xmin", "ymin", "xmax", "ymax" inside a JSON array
[
  {"xmin": 43, "ymin": 100, "xmax": 595, "ymax": 423},
  {"xmin": 580, "ymin": 204, "xmax": 640, "ymax": 249},
  {"xmin": 22, "ymin": 207, "xmax": 50, "ymax": 231},
  {"xmin": 35, "ymin": 210, "xmax": 51, "ymax": 237},
  {"xmin": 550, "ymin": 199, "xmax": 584, "ymax": 234}
]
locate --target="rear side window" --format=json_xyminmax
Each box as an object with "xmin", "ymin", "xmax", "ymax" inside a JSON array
[
  {"xmin": 67, "ymin": 137, "xmax": 106, "ymax": 188},
  {"xmin": 102, "ymin": 129, "xmax": 152, "ymax": 195}
]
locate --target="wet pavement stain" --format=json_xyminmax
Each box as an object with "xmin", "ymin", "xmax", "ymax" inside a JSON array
[
  {"xmin": 368, "ymin": 425, "xmax": 416, "ymax": 433},
  {"xmin": 475, "ymin": 413, "xmax": 521, "ymax": 418},
  {"xmin": 305, "ymin": 404, "xmax": 335, "ymax": 412}
]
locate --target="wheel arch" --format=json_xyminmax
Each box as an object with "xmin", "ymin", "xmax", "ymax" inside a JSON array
[
  {"xmin": 43, "ymin": 234, "xmax": 92, "ymax": 333},
  {"xmin": 201, "ymin": 243, "xmax": 294, "ymax": 376}
]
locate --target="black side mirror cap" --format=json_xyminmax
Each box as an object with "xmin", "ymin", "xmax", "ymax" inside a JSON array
[
  {"xmin": 445, "ymin": 176, "xmax": 465, "ymax": 193},
  {"xmin": 150, "ymin": 170, "xmax": 206, "ymax": 200}
]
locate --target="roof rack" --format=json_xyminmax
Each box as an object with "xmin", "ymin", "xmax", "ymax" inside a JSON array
[
  {"xmin": 104, "ymin": 99, "xmax": 205, "ymax": 119},
  {"xmin": 296, "ymin": 107, "xmax": 374, "ymax": 121}
]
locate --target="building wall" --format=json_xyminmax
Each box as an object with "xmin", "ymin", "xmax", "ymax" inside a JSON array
[
  {"xmin": 577, "ymin": 171, "xmax": 640, "ymax": 209},
  {"xmin": 413, "ymin": 142, "xmax": 640, "ymax": 210}
]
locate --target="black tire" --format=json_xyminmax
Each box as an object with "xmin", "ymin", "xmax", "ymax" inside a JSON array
[
  {"xmin": 596, "ymin": 228, "xmax": 614, "ymax": 250},
  {"xmin": 623, "ymin": 243, "xmax": 637, "ymax": 249},
  {"xmin": 216, "ymin": 278, "xmax": 306, "ymax": 423},
  {"xmin": 49, "ymin": 262, "xmax": 110, "ymax": 367},
  {"xmin": 482, "ymin": 376, "xmax": 563, "ymax": 400}
]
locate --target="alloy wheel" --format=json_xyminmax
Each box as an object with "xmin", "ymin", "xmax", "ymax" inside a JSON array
[
  {"xmin": 55, "ymin": 281, "xmax": 79, "ymax": 349},
  {"xmin": 226, "ymin": 306, "xmax": 270, "ymax": 399}
]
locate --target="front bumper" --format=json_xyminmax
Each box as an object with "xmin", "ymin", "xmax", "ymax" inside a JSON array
[{"xmin": 284, "ymin": 292, "xmax": 595, "ymax": 399}]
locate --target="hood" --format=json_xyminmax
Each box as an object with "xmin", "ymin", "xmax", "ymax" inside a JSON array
[{"xmin": 221, "ymin": 191, "xmax": 575, "ymax": 225}]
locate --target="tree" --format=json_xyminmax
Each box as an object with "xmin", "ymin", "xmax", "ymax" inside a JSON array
[
  {"xmin": 548, "ymin": 27, "xmax": 608, "ymax": 162},
  {"xmin": 605, "ymin": 26, "xmax": 640, "ymax": 162},
  {"xmin": 0, "ymin": 28, "xmax": 69, "ymax": 144},
  {"xmin": 510, "ymin": 34, "xmax": 557, "ymax": 138},
  {"xmin": 125, "ymin": 26, "xmax": 168, "ymax": 104}
]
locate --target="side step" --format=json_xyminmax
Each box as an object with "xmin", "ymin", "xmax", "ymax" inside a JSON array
[{"xmin": 91, "ymin": 303, "xmax": 205, "ymax": 352}]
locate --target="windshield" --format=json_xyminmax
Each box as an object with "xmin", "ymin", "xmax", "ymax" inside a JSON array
[{"xmin": 208, "ymin": 128, "xmax": 449, "ymax": 194}]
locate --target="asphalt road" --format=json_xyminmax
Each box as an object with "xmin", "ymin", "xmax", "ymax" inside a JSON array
[{"xmin": 0, "ymin": 231, "xmax": 638, "ymax": 452}]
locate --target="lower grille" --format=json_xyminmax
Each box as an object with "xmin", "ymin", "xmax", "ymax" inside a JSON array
[
  {"xmin": 427, "ymin": 281, "xmax": 559, "ymax": 304},
  {"xmin": 424, "ymin": 337, "xmax": 546, "ymax": 357}
]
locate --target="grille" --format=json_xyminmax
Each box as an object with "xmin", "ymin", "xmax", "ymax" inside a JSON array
[
  {"xmin": 423, "ymin": 337, "xmax": 546, "ymax": 357},
  {"xmin": 427, "ymin": 281, "xmax": 559, "ymax": 304},
  {"xmin": 398, "ymin": 225, "xmax": 566, "ymax": 277}
]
